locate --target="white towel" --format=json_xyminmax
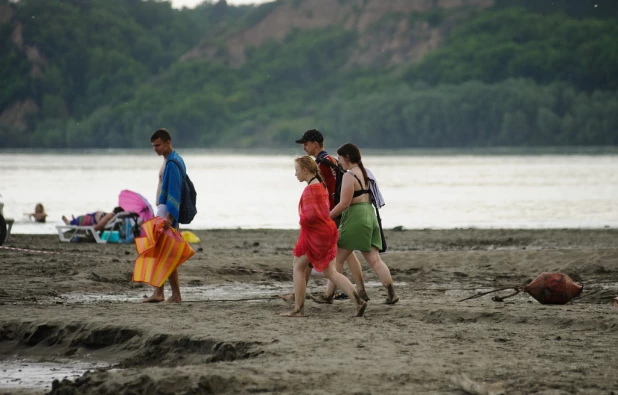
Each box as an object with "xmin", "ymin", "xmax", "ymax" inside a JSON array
[
  {"xmin": 156, "ymin": 204, "xmax": 169, "ymax": 218},
  {"xmin": 366, "ymin": 168, "xmax": 385, "ymax": 208}
]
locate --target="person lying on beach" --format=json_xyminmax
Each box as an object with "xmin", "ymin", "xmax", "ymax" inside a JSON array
[
  {"xmin": 61, "ymin": 206, "xmax": 124, "ymax": 231},
  {"xmin": 29, "ymin": 203, "xmax": 48, "ymax": 223},
  {"xmin": 281, "ymin": 156, "xmax": 367, "ymax": 317},
  {"xmin": 313, "ymin": 143, "xmax": 399, "ymax": 305}
]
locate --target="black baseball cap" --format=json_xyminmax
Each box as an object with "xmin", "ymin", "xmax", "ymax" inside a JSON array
[{"xmin": 295, "ymin": 129, "xmax": 324, "ymax": 144}]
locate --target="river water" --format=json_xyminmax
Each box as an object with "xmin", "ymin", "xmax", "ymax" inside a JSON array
[{"xmin": 1, "ymin": 149, "xmax": 617, "ymax": 234}]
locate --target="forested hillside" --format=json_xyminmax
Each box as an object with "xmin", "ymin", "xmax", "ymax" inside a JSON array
[{"xmin": 1, "ymin": 0, "xmax": 616, "ymax": 148}]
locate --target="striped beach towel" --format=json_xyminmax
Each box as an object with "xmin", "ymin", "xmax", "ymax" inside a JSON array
[{"xmin": 133, "ymin": 217, "xmax": 195, "ymax": 287}]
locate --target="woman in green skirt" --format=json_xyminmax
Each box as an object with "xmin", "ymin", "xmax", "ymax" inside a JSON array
[{"xmin": 314, "ymin": 143, "xmax": 399, "ymax": 305}]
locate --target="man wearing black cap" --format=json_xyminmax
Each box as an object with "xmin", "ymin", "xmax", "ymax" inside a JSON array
[{"xmin": 296, "ymin": 129, "xmax": 338, "ymax": 210}]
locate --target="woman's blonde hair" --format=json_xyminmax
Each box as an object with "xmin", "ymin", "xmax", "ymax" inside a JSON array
[{"xmin": 295, "ymin": 156, "xmax": 326, "ymax": 187}]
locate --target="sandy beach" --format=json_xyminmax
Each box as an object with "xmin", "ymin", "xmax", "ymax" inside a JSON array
[{"xmin": 1, "ymin": 228, "xmax": 617, "ymax": 394}]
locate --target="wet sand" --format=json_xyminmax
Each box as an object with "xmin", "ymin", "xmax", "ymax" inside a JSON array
[{"xmin": 1, "ymin": 228, "xmax": 618, "ymax": 394}]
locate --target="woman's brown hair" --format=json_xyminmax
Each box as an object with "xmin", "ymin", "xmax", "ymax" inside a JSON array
[{"xmin": 336, "ymin": 143, "xmax": 368, "ymax": 186}]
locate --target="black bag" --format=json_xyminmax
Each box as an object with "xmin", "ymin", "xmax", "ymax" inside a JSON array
[
  {"xmin": 167, "ymin": 159, "xmax": 197, "ymax": 224},
  {"xmin": 370, "ymin": 190, "xmax": 387, "ymax": 253},
  {"xmin": 118, "ymin": 212, "xmax": 141, "ymax": 243},
  {"xmin": 315, "ymin": 156, "xmax": 344, "ymax": 205}
]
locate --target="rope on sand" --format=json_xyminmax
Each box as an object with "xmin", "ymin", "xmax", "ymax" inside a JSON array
[
  {"xmin": 0, "ymin": 245, "xmax": 66, "ymax": 255},
  {"xmin": 457, "ymin": 287, "xmax": 521, "ymax": 302},
  {"xmin": 0, "ymin": 245, "xmax": 111, "ymax": 259},
  {"xmin": 203, "ymin": 296, "xmax": 279, "ymax": 302}
]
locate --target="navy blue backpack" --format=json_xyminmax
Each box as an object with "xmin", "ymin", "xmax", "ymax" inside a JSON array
[{"xmin": 167, "ymin": 159, "xmax": 197, "ymax": 225}]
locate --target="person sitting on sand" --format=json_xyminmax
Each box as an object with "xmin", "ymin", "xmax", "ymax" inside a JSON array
[
  {"xmin": 29, "ymin": 203, "xmax": 48, "ymax": 223},
  {"xmin": 313, "ymin": 143, "xmax": 399, "ymax": 305},
  {"xmin": 62, "ymin": 206, "xmax": 124, "ymax": 231},
  {"xmin": 281, "ymin": 156, "xmax": 367, "ymax": 317}
]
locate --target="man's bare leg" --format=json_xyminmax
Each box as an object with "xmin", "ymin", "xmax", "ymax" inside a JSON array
[
  {"xmin": 281, "ymin": 256, "xmax": 309, "ymax": 317},
  {"xmin": 142, "ymin": 285, "xmax": 165, "ymax": 303},
  {"xmin": 322, "ymin": 260, "xmax": 367, "ymax": 317},
  {"xmin": 312, "ymin": 249, "xmax": 352, "ymax": 304},
  {"xmin": 346, "ymin": 252, "xmax": 369, "ymax": 301},
  {"xmin": 61, "ymin": 216, "xmax": 70, "ymax": 225},
  {"xmin": 165, "ymin": 270, "xmax": 182, "ymax": 303}
]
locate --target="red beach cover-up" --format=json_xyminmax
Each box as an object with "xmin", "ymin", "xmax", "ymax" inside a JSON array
[{"xmin": 293, "ymin": 183, "xmax": 338, "ymax": 271}]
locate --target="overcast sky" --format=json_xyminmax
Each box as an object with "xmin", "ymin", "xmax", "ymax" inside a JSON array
[{"xmin": 170, "ymin": 0, "xmax": 273, "ymax": 8}]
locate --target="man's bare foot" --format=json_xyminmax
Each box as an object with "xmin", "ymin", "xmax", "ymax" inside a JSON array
[
  {"xmin": 310, "ymin": 293, "xmax": 333, "ymax": 304},
  {"xmin": 279, "ymin": 293, "xmax": 295, "ymax": 304},
  {"xmin": 352, "ymin": 292, "xmax": 367, "ymax": 317},
  {"xmin": 142, "ymin": 295, "xmax": 164, "ymax": 303},
  {"xmin": 385, "ymin": 284, "xmax": 399, "ymax": 305},
  {"xmin": 358, "ymin": 288, "xmax": 370, "ymax": 302},
  {"xmin": 355, "ymin": 301, "xmax": 367, "ymax": 317},
  {"xmin": 165, "ymin": 296, "xmax": 182, "ymax": 303},
  {"xmin": 280, "ymin": 306, "xmax": 305, "ymax": 317},
  {"xmin": 61, "ymin": 215, "xmax": 69, "ymax": 225}
]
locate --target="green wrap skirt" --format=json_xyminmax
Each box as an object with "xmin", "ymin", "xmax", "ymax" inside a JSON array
[{"xmin": 337, "ymin": 202, "xmax": 382, "ymax": 252}]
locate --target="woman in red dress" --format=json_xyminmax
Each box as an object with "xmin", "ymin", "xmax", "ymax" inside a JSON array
[{"xmin": 281, "ymin": 156, "xmax": 367, "ymax": 317}]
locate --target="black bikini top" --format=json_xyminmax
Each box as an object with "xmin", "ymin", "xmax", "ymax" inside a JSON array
[{"xmin": 349, "ymin": 172, "xmax": 370, "ymax": 198}]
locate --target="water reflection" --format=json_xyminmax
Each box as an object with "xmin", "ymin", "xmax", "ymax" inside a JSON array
[{"xmin": 0, "ymin": 358, "xmax": 109, "ymax": 391}]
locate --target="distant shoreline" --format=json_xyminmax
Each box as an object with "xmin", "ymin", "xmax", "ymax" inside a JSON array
[
  {"xmin": 6, "ymin": 227, "xmax": 618, "ymax": 247},
  {"xmin": 1, "ymin": 145, "xmax": 618, "ymax": 156},
  {"xmin": 7, "ymin": 225, "xmax": 617, "ymax": 238}
]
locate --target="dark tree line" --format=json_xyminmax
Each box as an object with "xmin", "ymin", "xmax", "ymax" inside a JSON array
[{"xmin": 1, "ymin": 0, "xmax": 616, "ymax": 148}]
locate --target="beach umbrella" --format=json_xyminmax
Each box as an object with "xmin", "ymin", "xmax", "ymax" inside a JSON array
[
  {"xmin": 118, "ymin": 189, "xmax": 154, "ymax": 223},
  {"xmin": 133, "ymin": 217, "xmax": 195, "ymax": 287}
]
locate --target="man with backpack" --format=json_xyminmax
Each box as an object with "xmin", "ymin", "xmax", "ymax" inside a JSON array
[
  {"xmin": 296, "ymin": 129, "xmax": 339, "ymax": 210},
  {"xmin": 143, "ymin": 128, "xmax": 191, "ymax": 303}
]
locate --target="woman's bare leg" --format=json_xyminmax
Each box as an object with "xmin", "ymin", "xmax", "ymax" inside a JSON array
[
  {"xmin": 279, "ymin": 265, "xmax": 312, "ymax": 304},
  {"xmin": 361, "ymin": 249, "xmax": 399, "ymax": 305},
  {"xmin": 281, "ymin": 255, "xmax": 310, "ymax": 317},
  {"xmin": 322, "ymin": 260, "xmax": 367, "ymax": 317},
  {"xmin": 346, "ymin": 253, "xmax": 369, "ymax": 301},
  {"xmin": 62, "ymin": 215, "xmax": 70, "ymax": 225}
]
